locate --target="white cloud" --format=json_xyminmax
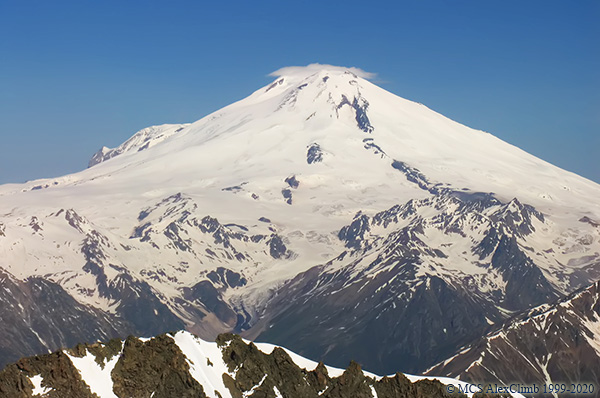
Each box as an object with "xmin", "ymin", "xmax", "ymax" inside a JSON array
[{"xmin": 269, "ymin": 63, "xmax": 376, "ymax": 80}]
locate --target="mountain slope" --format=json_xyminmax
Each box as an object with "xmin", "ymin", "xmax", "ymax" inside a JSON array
[
  {"xmin": 245, "ymin": 193, "xmax": 566, "ymax": 374},
  {"xmin": 0, "ymin": 270, "xmax": 127, "ymax": 367},
  {"xmin": 0, "ymin": 64, "xmax": 599, "ymax": 376},
  {"xmin": 426, "ymin": 279, "xmax": 600, "ymax": 386}
]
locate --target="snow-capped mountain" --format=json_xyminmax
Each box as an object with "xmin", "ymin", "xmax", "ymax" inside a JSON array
[
  {"xmin": 0, "ymin": 330, "xmax": 518, "ymax": 398},
  {"xmin": 0, "ymin": 64, "xmax": 598, "ymax": 378}
]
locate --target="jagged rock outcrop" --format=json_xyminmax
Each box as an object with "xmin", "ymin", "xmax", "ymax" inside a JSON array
[{"xmin": 0, "ymin": 331, "xmax": 514, "ymax": 398}]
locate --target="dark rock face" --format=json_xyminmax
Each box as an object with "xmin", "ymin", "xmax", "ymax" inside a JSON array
[
  {"xmin": 267, "ymin": 234, "xmax": 290, "ymax": 259},
  {"xmin": 216, "ymin": 334, "xmax": 468, "ymax": 398},
  {"xmin": 336, "ymin": 94, "xmax": 374, "ymax": 133},
  {"xmin": 338, "ymin": 213, "xmax": 371, "ymax": 249},
  {"xmin": 183, "ymin": 267, "xmax": 251, "ymax": 330},
  {"xmin": 0, "ymin": 270, "xmax": 127, "ymax": 370},
  {"xmin": 164, "ymin": 221, "xmax": 193, "ymax": 251},
  {"xmin": 69, "ymin": 337, "xmax": 123, "ymax": 366},
  {"xmin": 252, "ymin": 265, "xmax": 496, "ymax": 375},
  {"xmin": 207, "ymin": 267, "xmax": 247, "ymax": 288},
  {"xmin": 284, "ymin": 175, "xmax": 300, "ymax": 189},
  {"xmin": 391, "ymin": 160, "xmax": 438, "ymax": 194},
  {"xmin": 363, "ymin": 138, "xmax": 387, "ymax": 157},
  {"xmin": 111, "ymin": 274, "xmax": 187, "ymax": 336},
  {"xmin": 488, "ymin": 234, "xmax": 556, "ymax": 310},
  {"xmin": 281, "ymin": 188, "xmax": 293, "ymax": 205},
  {"xmin": 0, "ymin": 351, "xmax": 95, "ymax": 398},
  {"xmin": 352, "ymin": 96, "xmax": 374, "ymax": 133},
  {"xmin": 88, "ymin": 147, "xmax": 113, "ymax": 168},
  {"xmin": 427, "ymin": 280, "xmax": 600, "ymax": 387},
  {"xmin": 489, "ymin": 198, "xmax": 544, "ymax": 236},
  {"xmin": 137, "ymin": 192, "xmax": 191, "ymax": 222},
  {"xmin": 111, "ymin": 335, "xmax": 206, "ymax": 398},
  {"xmin": 306, "ymin": 143, "xmax": 323, "ymax": 164},
  {"xmin": 281, "ymin": 175, "xmax": 300, "ymax": 206},
  {"xmin": 0, "ymin": 335, "xmax": 206, "ymax": 398},
  {"xmin": 184, "ymin": 280, "xmax": 237, "ymax": 326}
]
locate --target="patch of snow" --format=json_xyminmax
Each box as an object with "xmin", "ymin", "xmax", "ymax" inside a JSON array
[
  {"xmin": 242, "ymin": 374, "xmax": 267, "ymax": 397},
  {"xmin": 252, "ymin": 340, "xmax": 345, "ymax": 378},
  {"xmin": 171, "ymin": 331, "xmax": 233, "ymax": 398},
  {"xmin": 29, "ymin": 374, "xmax": 51, "ymax": 396},
  {"xmin": 370, "ymin": 384, "xmax": 378, "ymax": 397},
  {"xmin": 65, "ymin": 349, "xmax": 120, "ymax": 398}
]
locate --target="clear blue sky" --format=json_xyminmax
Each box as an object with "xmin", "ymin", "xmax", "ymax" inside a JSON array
[{"xmin": 1, "ymin": 0, "xmax": 598, "ymax": 184}]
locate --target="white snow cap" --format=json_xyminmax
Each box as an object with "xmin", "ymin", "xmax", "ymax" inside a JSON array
[{"xmin": 269, "ymin": 63, "xmax": 376, "ymax": 80}]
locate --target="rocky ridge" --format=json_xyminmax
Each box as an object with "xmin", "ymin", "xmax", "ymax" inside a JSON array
[
  {"xmin": 426, "ymin": 279, "xmax": 600, "ymax": 388},
  {"xmin": 0, "ymin": 331, "xmax": 514, "ymax": 398}
]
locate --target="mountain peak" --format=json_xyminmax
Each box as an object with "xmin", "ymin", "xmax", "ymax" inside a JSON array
[
  {"xmin": 269, "ymin": 63, "xmax": 376, "ymax": 82},
  {"xmin": 253, "ymin": 64, "xmax": 376, "ymax": 134}
]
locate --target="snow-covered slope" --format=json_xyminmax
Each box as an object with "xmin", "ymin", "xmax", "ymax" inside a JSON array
[
  {"xmin": 0, "ymin": 64, "xmax": 599, "ymax": 376},
  {"xmin": 0, "ymin": 330, "xmax": 524, "ymax": 398}
]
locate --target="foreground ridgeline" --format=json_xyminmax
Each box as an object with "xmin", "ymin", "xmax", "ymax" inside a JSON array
[{"xmin": 0, "ymin": 331, "xmax": 512, "ymax": 398}]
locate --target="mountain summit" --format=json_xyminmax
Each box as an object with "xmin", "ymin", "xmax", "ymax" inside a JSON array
[{"xmin": 0, "ymin": 65, "xmax": 598, "ymax": 379}]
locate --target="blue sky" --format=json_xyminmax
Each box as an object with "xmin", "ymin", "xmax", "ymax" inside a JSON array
[{"xmin": 1, "ymin": 0, "xmax": 598, "ymax": 184}]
